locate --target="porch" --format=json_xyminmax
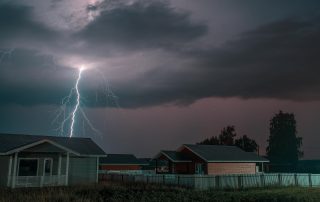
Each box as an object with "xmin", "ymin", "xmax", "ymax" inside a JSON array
[
  {"xmin": 9, "ymin": 175, "xmax": 67, "ymax": 188},
  {"xmin": 5, "ymin": 140, "xmax": 75, "ymax": 188}
]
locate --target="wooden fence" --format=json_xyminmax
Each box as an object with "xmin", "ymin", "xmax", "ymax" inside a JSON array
[{"xmin": 101, "ymin": 173, "xmax": 320, "ymax": 190}]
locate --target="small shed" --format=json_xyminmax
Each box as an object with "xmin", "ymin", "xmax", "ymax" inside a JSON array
[
  {"xmin": 154, "ymin": 144, "xmax": 269, "ymax": 175},
  {"xmin": 0, "ymin": 133, "xmax": 106, "ymax": 188}
]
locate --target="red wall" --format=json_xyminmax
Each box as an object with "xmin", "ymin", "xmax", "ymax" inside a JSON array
[
  {"xmin": 100, "ymin": 165, "xmax": 141, "ymax": 171},
  {"xmin": 179, "ymin": 147, "xmax": 207, "ymax": 174}
]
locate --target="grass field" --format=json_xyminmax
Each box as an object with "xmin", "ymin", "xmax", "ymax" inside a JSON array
[{"xmin": 0, "ymin": 182, "xmax": 319, "ymax": 202}]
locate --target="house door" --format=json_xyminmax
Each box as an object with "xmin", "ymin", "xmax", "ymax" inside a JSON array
[
  {"xmin": 195, "ymin": 163, "xmax": 204, "ymax": 174},
  {"xmin": 43, "ymin": 158, "xmax": 53, "ymax": 185},
  {"xmin": 43, "ymin": 158, "xmax": 53, "ymax": 176}
]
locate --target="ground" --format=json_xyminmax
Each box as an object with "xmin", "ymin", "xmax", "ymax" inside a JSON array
[{"xmin": 1, "ymin": 183, "xmax": 320, "ymax": 202}]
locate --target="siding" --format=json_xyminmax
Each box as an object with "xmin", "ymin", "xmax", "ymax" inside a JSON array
[
  {"xmin": 207, "ymin": 163, "xmax": 256, "ymax": 175},
  {"xmin": 0, "ymin": 156, "xmax": 9, "ymax": 186},
  {"xmin": 100, "ymin": 165, "xmax": 141, "ymax": 171},
  {"xmin": 174, "ymin": 163, "xmax": 190, "ymax": 174},
  {"xmin": 69, "ymin": 157, "xmax": 97, "ymax": 185}
]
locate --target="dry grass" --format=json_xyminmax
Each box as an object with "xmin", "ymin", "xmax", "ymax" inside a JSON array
[{"xmin": 0, "ymin": 182, "xmax": 320, "ymax": 202}]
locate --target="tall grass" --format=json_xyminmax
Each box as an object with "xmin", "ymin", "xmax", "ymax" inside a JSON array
[{"xmin": 0, "ymin": 182, "xmax": 320, "ymax": 202}]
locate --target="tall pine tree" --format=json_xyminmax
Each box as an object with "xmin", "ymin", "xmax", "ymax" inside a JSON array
[{"xmin": 266, "ymin": 111, "xmax": 303, "ymax": 164}]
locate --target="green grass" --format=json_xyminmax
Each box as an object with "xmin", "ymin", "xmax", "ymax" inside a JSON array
[{"xmin": 0, "ymin": 183, "xmax": 319, "ymax": 202}]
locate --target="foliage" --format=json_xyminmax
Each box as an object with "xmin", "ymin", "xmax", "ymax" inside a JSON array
[
  {"xmin": 198, "ymin": 135, "xmax": 220, "ymax": 145},
  {"xmin": 1, "ymin": 183, "xmax": 320, "ymax": 202},
  {"xmin": 235, "ymin": 135, "xmax": 259, "ymax": 152},
  {"xmin": 266, "ymin": 111, "xmax": 303, "ymax": 164},
  {"xmin": 198, "ymin": 125, "xmax": 258, "ymax": 152},
  {"xmin": 219, "ymin": 126, "xmax": 237, "ymax": 145}
]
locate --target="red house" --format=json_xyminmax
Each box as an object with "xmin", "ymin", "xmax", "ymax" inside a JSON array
[{"xmin": 154, "ymin": 144, "xmax": 269, "ymax": 175}]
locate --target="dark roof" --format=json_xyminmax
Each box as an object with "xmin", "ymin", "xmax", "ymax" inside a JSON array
[
  {"xmin": 0, "ymin": 133, "xmax": 106, "ymax": 156},
  {"xmin": 100, "ymin": 154, "xmax": 143, "ymax": 165},
  {"xmin": 183, "ymin": 144, "xmax": 269, "ymax": 162},
  {"xmin": 160, "ymin": 150, "xmax": 192, "ymax": 162},
  {"xmin": 138, "ymin": 158, "xmax": 152, "ymax": 165}
]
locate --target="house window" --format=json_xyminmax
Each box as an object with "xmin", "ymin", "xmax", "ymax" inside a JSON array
[{"xmin": 18, "ymin": 159, "xmax": 38, "ymax": 176}]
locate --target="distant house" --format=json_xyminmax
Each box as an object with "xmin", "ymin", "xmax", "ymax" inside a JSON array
[
  {"xmin": 99, "ymin": 154, "xmax": 148, "ymax": 173},
  {"xmin": 138, "ymin": 158, "xmax": 167, "ymax": 173},
  {"xmin": 0, "ymin": 134, "xmax": 106, "ymax": 188},
  {"xmin": 154, "ymin": 144, "xmax": 269, "ymax": 175}
]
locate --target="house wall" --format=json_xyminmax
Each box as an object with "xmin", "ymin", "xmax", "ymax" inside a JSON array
[
  {"xmin": 69, "ymin": 157, "xmax": 98, "ymax": 185},
  {"xmin": 174, "ymin": 163, "xmax": 191, "ymax": 174},
  {"xmin": 0, "ymin": 156, "xmax": 9, "ymax": 186},
  {"xmin": 157, "ymin": 154, "xmax": 171, "ymax": 173},
  {"xmin": 180, "ymin": 147, "xmax": 207, "ymax": 174},
  {"xmin": 207, "ymin": 162, "xmax": 256, "ymax": 175},
  {"xmin": 100, "ymin": 165, "xmax": 141, "ymax": 171},
  {"xmin": 157, "ymin": 154, "xmax": 193, "ymax": 174}
]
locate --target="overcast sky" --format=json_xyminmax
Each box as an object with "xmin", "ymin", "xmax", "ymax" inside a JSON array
[{"xmin": 1, "ymin": 0, "xmax": 320, "ymax": 158}]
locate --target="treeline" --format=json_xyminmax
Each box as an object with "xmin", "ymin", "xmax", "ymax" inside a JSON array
[{"xmin": 198, "ymin": 111, "xmax": 303, "ymax": 164}]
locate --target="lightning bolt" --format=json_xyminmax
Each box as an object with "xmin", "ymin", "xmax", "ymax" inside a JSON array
[
  {"xmin": 52, "ymin": 65, "xmax": 120, "ymax": 138},
  {"xmin": 69, "ymin": 67, "xmax": 84, "ymax": 138}
]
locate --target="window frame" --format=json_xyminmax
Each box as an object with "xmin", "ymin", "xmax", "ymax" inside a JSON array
[{"xmin": 17, "ymin": 158, "xmax": 40, "ymax": 176}]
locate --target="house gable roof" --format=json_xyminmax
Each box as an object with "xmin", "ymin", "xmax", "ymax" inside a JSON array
[
  {"xmin": 156, "ymin": 150, "xmax": 192, "ymax": 162},
  {"xmin": 0, "ymin": 133, "xmax": 106, "ymax": 156},
  {"xmin": 182, "ymin": 144, "xmax": 269, "ymax": 163},
  {"xmin": 100, "ymin": 154, "xmax": 144, "ymax": 165}
]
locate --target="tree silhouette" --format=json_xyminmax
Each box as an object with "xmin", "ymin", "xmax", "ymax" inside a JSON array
[
  {"xmin": 218, "ymin": 126, "xmax": 237, "ymax": 145},
  {"xmin": 198, "ymin": 136, "xmax": 220, "ymax": 145},
  {"xmin": 266, "ymin": 111, "xmax": 303, "ymax": 164},
  {"xmin": 198, "ymin": 126, "xmax": 259, "ymax": 153},
  {"xmin": 235, "ymin": 135, "xmax": 258, "ymax": 152}
]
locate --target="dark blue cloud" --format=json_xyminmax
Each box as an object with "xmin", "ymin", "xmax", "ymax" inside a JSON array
[
  {"xmin": 77, "ymin": 1, "xmax": 208, "ymax": 51},
  {"xmin": 1, "ymin": 1, "xmax": 320, "ymax": 108},
  {"xmin": 0, "ymin": 3, "xmax": 58, "ymax": 47}
]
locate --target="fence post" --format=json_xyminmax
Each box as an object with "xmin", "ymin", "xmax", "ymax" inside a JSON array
[
  {"xmin": 309, "ymin": 173, "xmax": 312, "ymax": 187},
  {"xmin": 121, "ymin": 174, "xmax": 124, "ymax": 183},
  {"xmin": 146, "ymin": 176, "xmax": 149, "ymax": 184},
  {"xmin": 294, "ymin": 173, "xmax": 298, "ymax": 186},
  {"xmin": 278, "ymin": 174, "xmax": 282, "ymax": 186},
  {"xmin": 163, "ymin": 175, "xmax": 165, "ymax": 184},
  {"xmin": 40, "ymin": 176, "xmax": 44, "ymax": 187},
  {"xmin": 215, "ymin": 176, "xmax": 220, "ymax": 189},
  {"xmin": 260, "ymin": 174, "xmax": 265, "ymax": 187},
  {"xmin": 177, "ymin": 176, "xmax": 180, "ymax": 186},
  {"xmin": 238, "ymin": 175, "xmax": 242, "ymax": 189}
]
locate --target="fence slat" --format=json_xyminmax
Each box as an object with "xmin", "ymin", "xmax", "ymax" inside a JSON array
[{"xmin": 105, "ymin": 173, "xmax": 320, "ymax": 190}]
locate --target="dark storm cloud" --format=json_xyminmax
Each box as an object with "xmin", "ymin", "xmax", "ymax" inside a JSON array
[
  {"xmin": 0, "ymin": 3, "xmax": 58, "ymax": 47},
  {"xmin": 1, "ymin": 0, "xmax": 320, "ymax": 108},
  {"xmin": 109, "ymin": 17, "xmax": 320, "ymax": 107},
  {"xmin": 0, "ymin": 49, "xmax": 75, "ymax": 106},
  {"xmin": 194, "ymin": 17, "xmax": 320, "ymax": 100},
  {"xmin": 76, "ymin": 1, "xmax": 208, "ymax": 51}
]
